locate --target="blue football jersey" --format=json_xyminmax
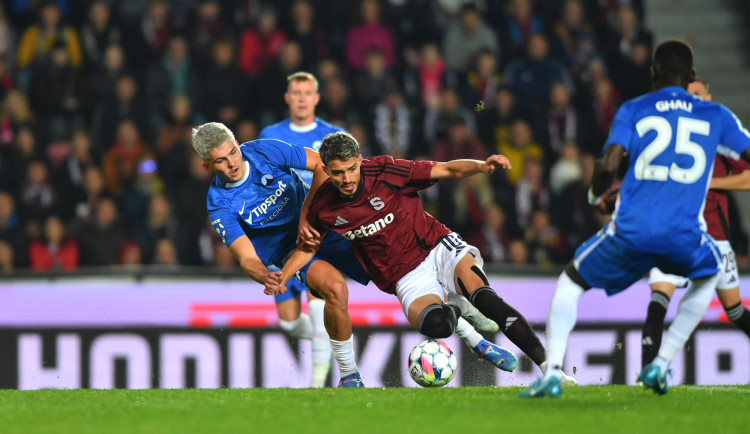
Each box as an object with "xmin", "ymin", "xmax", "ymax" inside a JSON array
[
  {"xmin": 207, "ymin": 139, "xmax": 309, "ymax": 266},
  {"xmin": 259, "ymin": 118, "xmax": 344, "ymax": 185},
  {"xmin": 604, "ymin": 86, "xmax": 750, "ymax": 253}
]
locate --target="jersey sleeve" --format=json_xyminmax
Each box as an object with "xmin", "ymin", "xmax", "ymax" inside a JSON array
[
  {"xmin": 307, "ymin": 185, "xmax": 331, "ymax": 236},
  {"xmin": 717, "ymin": 104, "xmax": 750, "ymax": 160},
  {"xmin": 253, "ymin": 138, "xmax": 307, "ymax": 170},
  {"xmin": 208, "ymin": 199, "xmax": 245, "ymax": 248},
  {"xmin": 370, "ymin": 156, "xmax": 438, "ymax": 193},
  {"xmin": 603, "ymin": 103, "xmax": 634, "ymax": 154}
]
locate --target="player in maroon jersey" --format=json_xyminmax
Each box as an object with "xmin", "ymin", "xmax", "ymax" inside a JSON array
[
  {"xmin": 641, "ymin": 78, "xmax": 750, "ymax": 367},
  {"xmin": 268, "ymin": 131, "xmax": 577, "ymax": 384}
]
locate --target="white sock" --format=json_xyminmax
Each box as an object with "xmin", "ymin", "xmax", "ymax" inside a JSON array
[
  {"xmin": 278, "ymin": 313, "xmax": 314, "ymax": 340},
  {"xmin": 308, "ymin": 299, "xmax": 331, "ymax": 364},
  {"xmin": 455, "ymin": 317, "xmax": 483, "ymax": 348},
  {"xmin": 308, "ymin": 298, "xmax": 331, "ymax": 387},
  {"xmin": 653, "ymin": 356, "xmax": 669, "ymax": 372},
  {"xmin": 657, "ymin": 274, "xmax": 718, "ymax": 363},
  {"xmin": 544, "ymin": 272, "xmax": 584, "ymax": 380},
  {"xmin": 330, "ymin": 336, "xmax": 358, "ymax": 377}
]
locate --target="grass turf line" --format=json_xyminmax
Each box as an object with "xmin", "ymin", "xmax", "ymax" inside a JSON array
[{"xmin": 1, "ymin": 386, "xmax": 749, "ymax": 434}]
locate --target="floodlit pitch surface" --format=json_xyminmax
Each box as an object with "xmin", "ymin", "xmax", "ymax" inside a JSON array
[{"xmin": 1, "ymin": 386, "xmax": 748, "ymax": 433}]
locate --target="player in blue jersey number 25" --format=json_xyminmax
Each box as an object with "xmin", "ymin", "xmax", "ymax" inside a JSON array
[{"xmin": 521, "ymin": 39, "xmax": 750, "ymax": 398}]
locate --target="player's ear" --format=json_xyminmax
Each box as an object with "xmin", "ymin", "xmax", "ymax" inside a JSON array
[
  {"xmin": 201, "ymin": 161, "xmax": 210, "ymax": 172},
  {"xmin": 322, "ymin": 165, "xmax": 329, "ymax": 175},
  {"xmin": 284, "ymin": 92, "xmax": 291, "ymax": 105},
  {"xmin": 357, "ymin": 155, "xmax": 362, "ymax": 164},
  {"xmin": 313, "ymin": 93, "xmax": 320, "ymax": 106}
]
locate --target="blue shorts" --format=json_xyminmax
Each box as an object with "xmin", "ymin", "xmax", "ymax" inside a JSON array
[
  {"xmin": 574, "ymin": 225, "xmax": 721, "ymax": 296},
  {"xmin": 274, "ymin": 232, "xmax": 370, "ymax": 303}
]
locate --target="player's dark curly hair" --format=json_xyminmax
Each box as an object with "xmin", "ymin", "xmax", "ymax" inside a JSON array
[
  {"xmin": 652, "ymin": 39, "xmax": 695, "ymax": 87},
  {"xmin": 319, "ymin": 132, "xmax": 360, "ymax": 165}
]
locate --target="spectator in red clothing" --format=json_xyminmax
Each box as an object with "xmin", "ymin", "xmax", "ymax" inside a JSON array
[
  {"xmin": 237, "ymin": 8, "xmax": 287, "ymax": 77},
  {"xmin": 29, "ymin": 214, "xmax": 79, "ymax": 271},
  {"xmin": 344, "ymin": 0, "xmax": 396, "ymax": 72},
  {"xmin": 406, "ymin": 42, "xmax": 446, "ymax": 108}
]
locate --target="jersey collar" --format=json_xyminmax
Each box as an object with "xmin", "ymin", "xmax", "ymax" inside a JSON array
[{"xmin": 289, "ymin": 119, "xmax": 318, "ymax": 133}]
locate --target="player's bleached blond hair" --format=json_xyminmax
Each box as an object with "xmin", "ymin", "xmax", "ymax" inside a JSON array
[
  {"xmin": 319, "ymin": 132, "xmax": 360, "ymax": 165},
  {"xmin": 286, "ymin": 71, "xmax": 319, "ymax": 92},
  {"xmin": 191, "ymin": 122, "xmax": 236, "ymax": 160}
]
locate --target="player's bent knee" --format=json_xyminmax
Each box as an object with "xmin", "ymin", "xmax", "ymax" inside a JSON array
[
  {"xmin": 316, "ymin": 277, "xmax": 349, "ymax": 307},
  {"xmin": 416, "ymin": 304, "xmax": 457, "ymax": 338}
]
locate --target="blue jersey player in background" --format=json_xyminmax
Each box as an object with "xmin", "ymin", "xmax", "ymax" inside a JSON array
[
  {"xmin": 521, "ymin": 39, "xmax": 750, "ymax": 398},
  {"xmin": 259, "ymin": 71, "xmax": 343, "ymax": 186},
  {"xmin": 192, "ymin": 122, "xmax": 369, "ymax": 388},
  {"xmin": 257, "ymin": 71, "xmax": 352, "ymax": 387}
]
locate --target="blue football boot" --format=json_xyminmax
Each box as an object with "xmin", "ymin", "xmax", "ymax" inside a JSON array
[
  {"xmin": 337, "ymin": 372, "xmax": 365, "ymax": 388},
  {"xmin": 518, "ymin": 376, "xmax": 562, "ymax": 398},
  {"xmin": 470, "ymin": 339, "xmax": 518, "ymax": 372},
  {"xmin": 637, "ymin": 363, "xmax": 670, "ymax": 395}
]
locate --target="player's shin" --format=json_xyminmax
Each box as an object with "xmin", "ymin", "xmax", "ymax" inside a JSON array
[
  {"xmin": 308, "ymin": 298, "xmax": 332, "ymax": 387},
  {"xmin": 657, "ymin": 274, "xmax": 719, "ymax": 365},
  {"xmin": 725, "ymin": 301, "xmax": 750, "ymax": 338},
  {"xmin": 279, "ymin": 313, "xmax": 314, "ymax": 340},
  {"xmin": 543, "ymin": 272, "xmax": 585, "ymax": 379},
  {"xmin": 469, "ymin": 286, "xmax": 546, "ymax": 365},
  {"xmin": 641, "ymin": 291, "xmax": 670, "ymax": 367}
]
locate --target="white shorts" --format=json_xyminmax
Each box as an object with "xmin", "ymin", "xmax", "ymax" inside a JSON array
[
  {"xmin": 395, "ymin": 233, "xmax": 483, "ymax": 317},
  {"xmin": 648, "ymin": 240, "xmax": 739, "ymax": 290}
]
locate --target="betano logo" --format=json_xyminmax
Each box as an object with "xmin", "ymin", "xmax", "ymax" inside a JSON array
[{"xmin": 343, "ymin": 213, "xmax": 394, "ymax": 240}]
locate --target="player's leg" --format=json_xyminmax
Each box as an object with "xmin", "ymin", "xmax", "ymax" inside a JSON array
[
  {"xmin": 642, "ymin": 268, "xmax": 681, "ymax": 367},
  {"xmin": 304, "ymin": 259, "xmax": 363, "ymax": 387},
  {"xmin": 401, "ymin": 278, "xmax": 517, "ymax": 372},
  {"xmin": 275, "ymin": 278, "xmax": 313, "ymax": 340},
  {"xmin": 307, "ymin": 289, "xmax": 332, "ymax": 388},
  {"xmin": 451, "ymin": 253, "xmax": 545, "ymax": 367},
  {"xmin": 405, "ymin": 293, "xmax": 460, "ymax": 338},
  {"xmin": 717, "ymin": 287, "xmax": 750, "ymax": 338},
  {"xmin": 713, "ymin": 242, "xmax": 750, "ymax": 338},
  {"xmin": 640, "ymin": 239, "xmax": 721, "ymax": 394}
]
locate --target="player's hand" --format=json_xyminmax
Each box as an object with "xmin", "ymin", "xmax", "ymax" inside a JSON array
[
  {"xmin": 596, "ymin": 182, "xmax": 621, "ymax": 214},
  {"xmin": 264, "ymin": 270, "xmax": 286, "ymax": 296},
  {"xmin": 297, "ymin": 219, "xmax": 320, "ymax": 246},
  {"xmin": 483, "ymin": 155, "xmax": 511, "ymax": 173}
]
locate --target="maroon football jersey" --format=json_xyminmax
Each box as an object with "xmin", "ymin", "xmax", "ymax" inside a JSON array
[
  {"xmin": 705, "ymin": 154, "xmax": 750, "ymax": 240},
  {"xmin": 308, "ymin": 156, "xmax": 451, "ymax": 293}
]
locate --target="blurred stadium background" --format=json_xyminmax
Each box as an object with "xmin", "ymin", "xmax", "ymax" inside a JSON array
[{"xmin": 0, "ymin": 0, "xmax": 748, "ymax": 389}]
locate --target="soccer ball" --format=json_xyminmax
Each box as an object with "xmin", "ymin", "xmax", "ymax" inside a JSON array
[{"xmin": 408, "ymin": 339, "xmax": 458, "ymax": 387}]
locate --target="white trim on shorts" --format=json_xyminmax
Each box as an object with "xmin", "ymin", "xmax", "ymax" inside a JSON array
[
  {"xmin": 648, "ymin": 240, "xmax": 739, "ymax": 290},
  {"xmin": 395, "ymin": 233, "xmax": 482, "ymax": 318}
]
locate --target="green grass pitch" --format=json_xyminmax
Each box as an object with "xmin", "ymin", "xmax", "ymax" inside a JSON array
[{"xmin": 1, "ymin": 386, "xmax": 749, "ymax": 434}]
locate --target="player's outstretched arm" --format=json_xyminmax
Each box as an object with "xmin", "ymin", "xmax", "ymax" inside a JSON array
[
  {"xmin": 710, "ymin": 169, "xmax": 750, "ymax": 190},
  {"xmin": 228, "ymin": 236, "xmax": 278, "ymax": 286},
  {"xmin": 430, "ymin": 155, "xmax": 511, "ymax": 179},
  {"xmin": 264, "ymin": 240, "xmax": 322, "ymax": 295},
  {"xmin": 298, "ymin": 148, "xmax": 326, "ymax": 245}
]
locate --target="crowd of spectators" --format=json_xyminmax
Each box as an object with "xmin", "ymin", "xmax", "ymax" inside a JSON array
[{"xmin": 0, "ymin": 0, "xmax": 661, "ymax": 273}]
